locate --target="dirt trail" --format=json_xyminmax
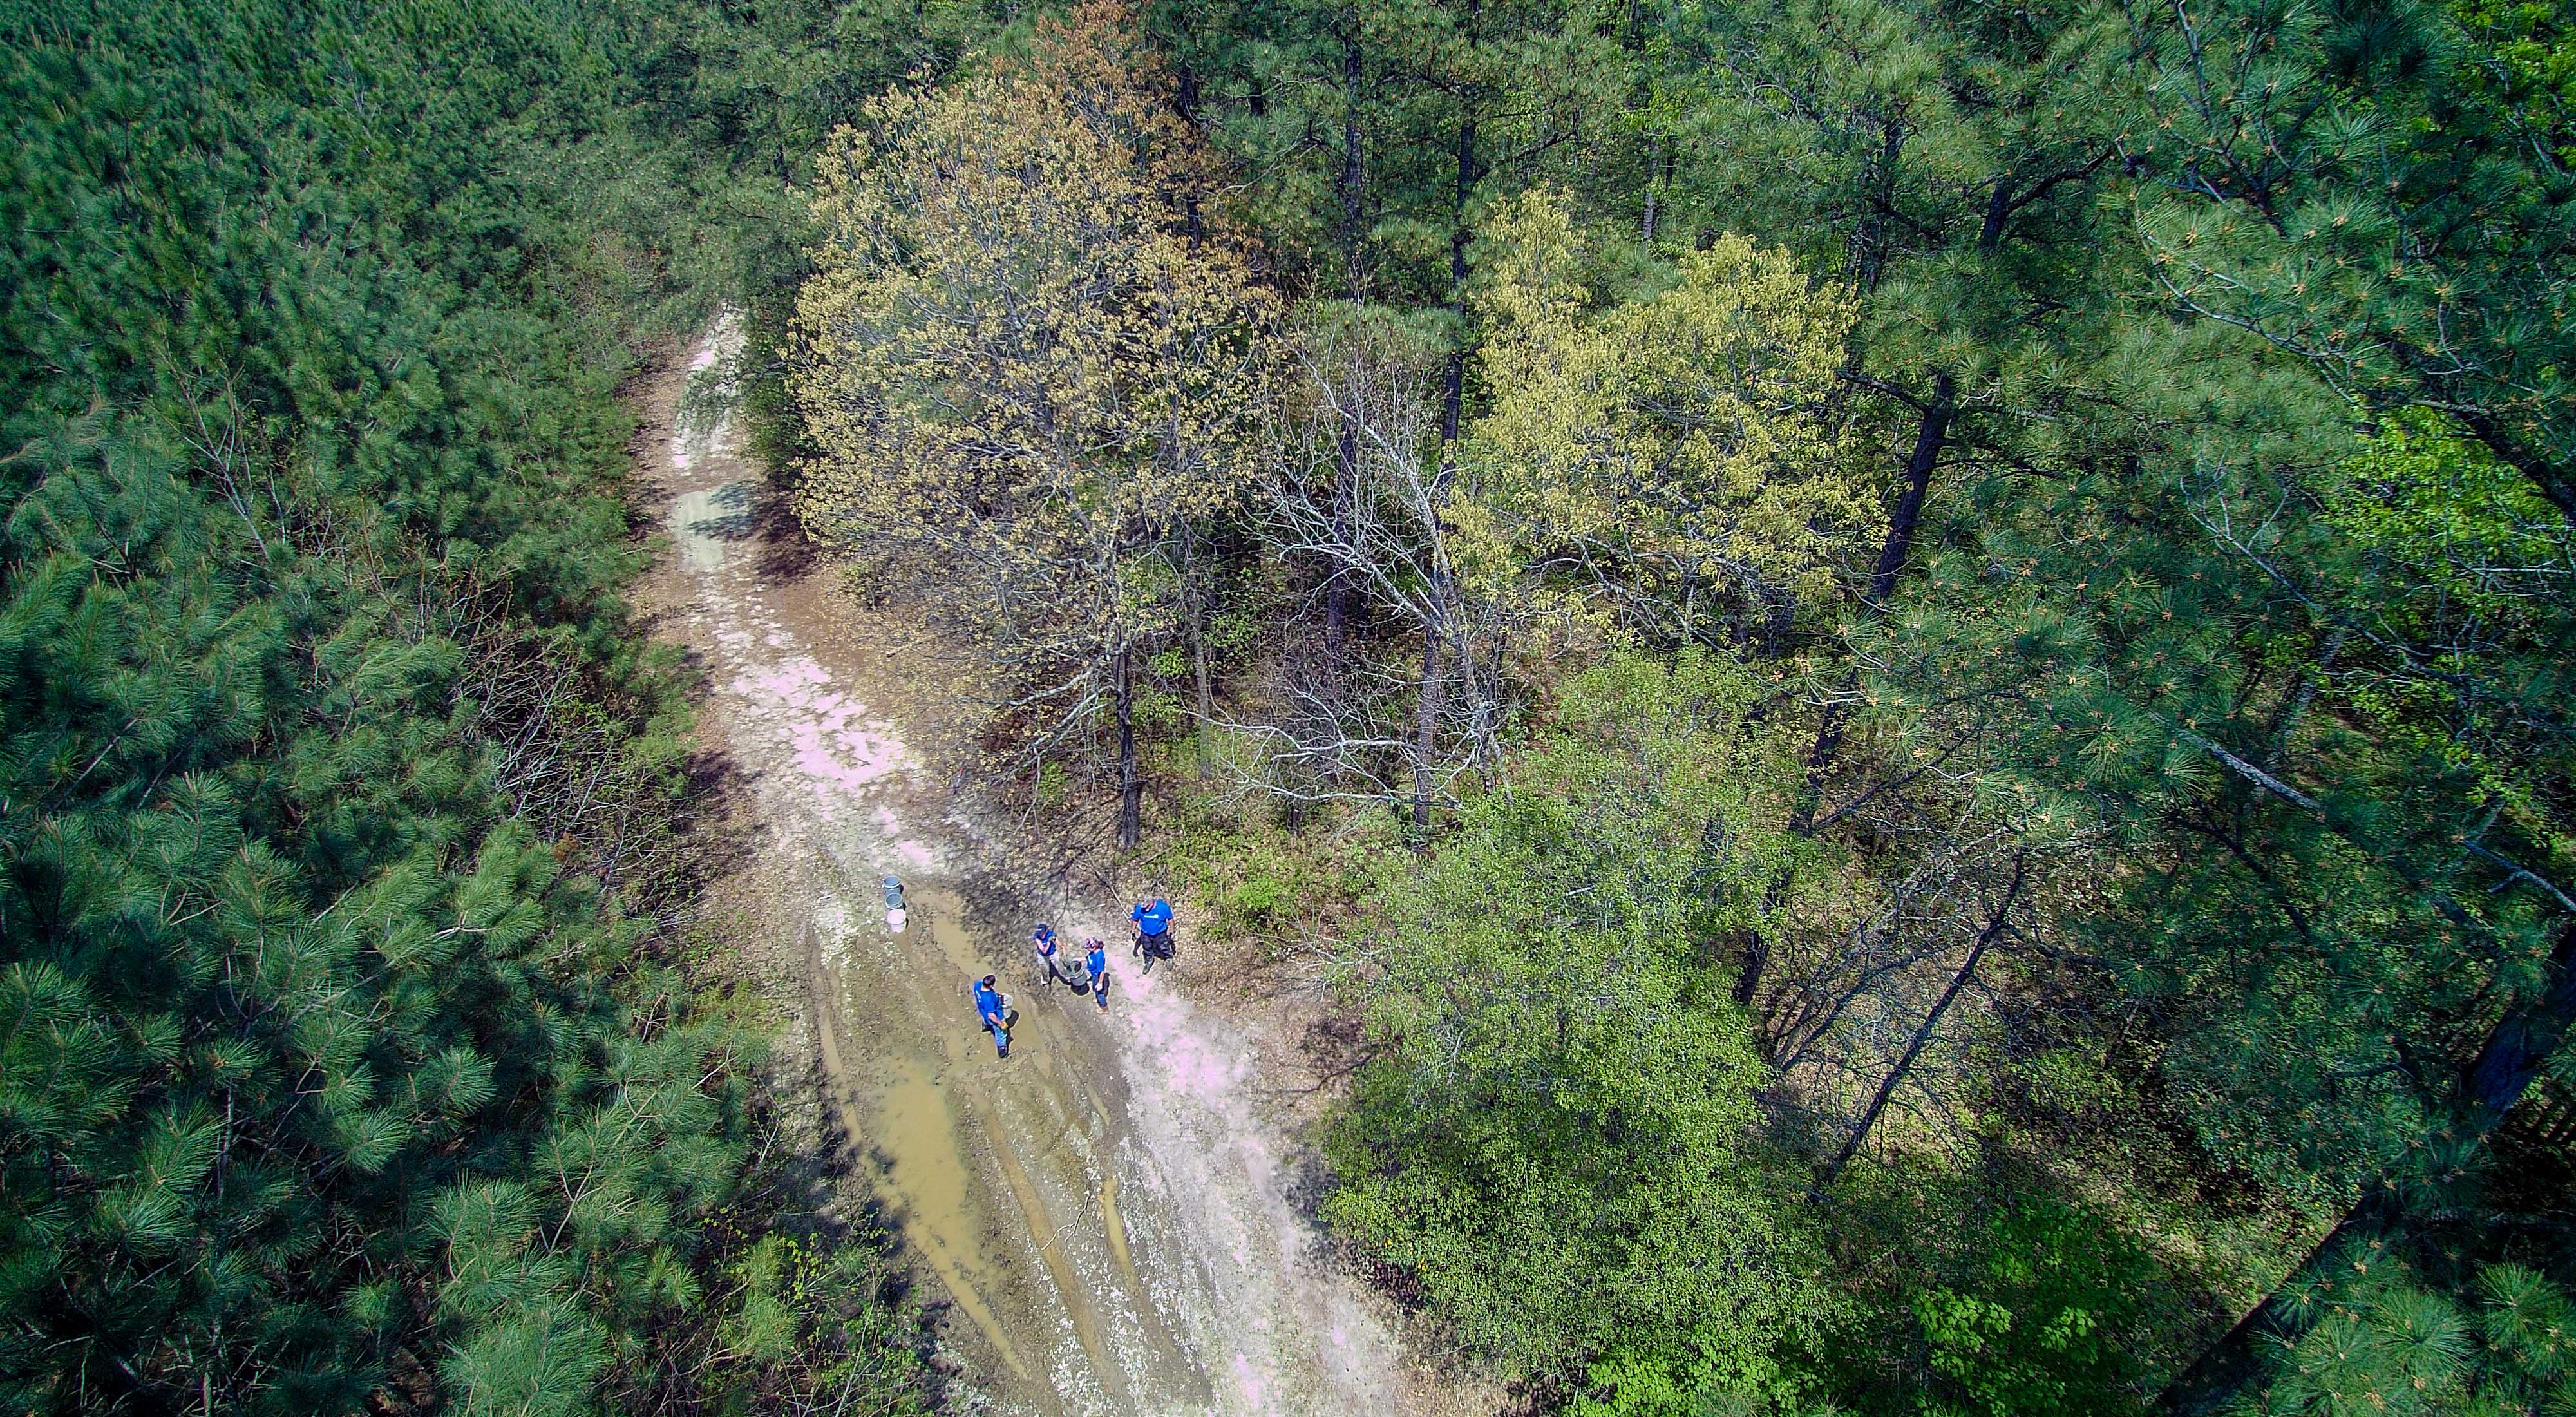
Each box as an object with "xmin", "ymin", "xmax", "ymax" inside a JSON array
[{"xmin": 635, "ymin": 317, "xmax": 1470, "ymax": 1416}]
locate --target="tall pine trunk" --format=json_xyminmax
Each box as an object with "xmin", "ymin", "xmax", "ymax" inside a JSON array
[
  {"xmin": 1115, "ymin": 644, "xmax": 1141, "ymax": 848},
  {"xmin": 1641, "ymin": 133, "xmax": 1661, "ymax": 244},
  {"xmin": 1324, "ymin": 34, "xmax": 1366, "ymax": 660},
  {"xmin": 1191, "ymin": 612, "xmax": 1214, "ymax": 781},
  {"xmin": 1441, "ymin": 64, "xmax": 1477, "ymax": 444},
  {"xmin": 1327, "ymin": 416, "xmax": 1357, "ymax": 658},
  {"xmin": 2164, "ymin": 915, "xmax": 2576, "ymax": 1411},
  {"xmin": 1737, "ymin": 170, "xmax": 2012, "ymax": 1011},
  {"xmin": 1795, "ymin": 370, "xmax": 1958, "ymax": 803},
  {"xmin": 1417, "ymin": 95, "xmax": 1477, "ymax": 833},
  {"xmin": 1735, "ymin": 374, "xmax": 1958, "ymax": 1012},
  {"xmin": 1794, "ymin": 147, "xmax": 1989, "ymax": 809},
  {"xmin": 1411, "ymin": 608, "xmax": 1443, "ymax": 830},
  {"xmin": 1186, "ymin": 538, "xmax": 1215, "ymax": 779}
]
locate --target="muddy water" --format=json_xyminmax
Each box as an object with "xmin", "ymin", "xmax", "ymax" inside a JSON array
[
  {"xmin": 650, "ymin": 317, "xmax": 1430, "ymax": 1416},
  {"xmin": 824, "ymin": 881, "xmax": 1198, "ymax": 1409}
]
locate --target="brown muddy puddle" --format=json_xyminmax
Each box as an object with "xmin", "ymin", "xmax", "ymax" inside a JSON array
[{"xmin": 824, "ymin": 879, "xmax": 1209, "ymax": 1412}]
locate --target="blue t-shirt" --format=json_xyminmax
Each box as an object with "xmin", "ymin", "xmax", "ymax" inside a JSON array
[
  {"xmin": 1084, "ymin": 946, "xmax": 1106, "ymax": 978},
  {"xmin": 1132, "ymin": 899, "xmax": 1173, "ymax": 936},
  {"xmin": 972, "ymin": 982, "xmax": 1005, "ymax": 1023}
]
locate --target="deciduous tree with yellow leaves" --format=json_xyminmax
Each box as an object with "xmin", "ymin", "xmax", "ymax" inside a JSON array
[
  {"xmin": 1464, "ymin": 190, "xmax": 1879, "ymax": 653},
  {"xmin": 790, "ymin": 0, "xmax": 1277, "ymax": 846}
]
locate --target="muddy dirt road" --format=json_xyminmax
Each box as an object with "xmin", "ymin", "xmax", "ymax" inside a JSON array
[{"xmin": 636, "ymin": 318, "xmax": 1466, "ymax": 1416}]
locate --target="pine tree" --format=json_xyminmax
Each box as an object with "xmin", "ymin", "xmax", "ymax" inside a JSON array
[
  {"xmin": 2132, "ymin": 0, "xmax": 2576, "ymax": 521},
  {"xmin": 0, "ymin": 3, "xmax": 939, "ymax": 1412}
]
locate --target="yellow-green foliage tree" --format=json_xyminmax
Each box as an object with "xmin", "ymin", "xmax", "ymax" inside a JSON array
[
  {"xmin": 1462, "ymin": 191, "xmax": 1879, "ymax": 652},
  {"xmin": 791, "ymin": 0, "xmax": 1278, "ymax": 844}
]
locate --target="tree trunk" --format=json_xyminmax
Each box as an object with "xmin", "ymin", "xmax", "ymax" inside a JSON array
[
  {"xmin": 2463, "ymin": 916, "xmax": 2576, "ymax": 1123},
  {"xmin": 1442, "ymin": 112, "xmax": 1477, "ymax": 446},
  {"xmin": 1797, "ymin": 372, "xmax": 1956, "ymax": 814},
  {"xmin": 1736, "ymin": 376, "xmax": 1959, "ymax": 1013},
  {"xmin": 1796, "ymin": 174, "xmax": 1994, "ymax": 813},
  {"xmin": 2161, "ymin": 916, "xmax": 2576, "ymax": 1412},
  {"xmin": 1732, "ymin": 927, "xmax": 1769, "ymax": 1009},
  {"xmin": 1115, "ymin": 645, "xmax": 1141, "ymax": 848},
  {"xmin": 1188, "ymin": 546, "xmax": 1215, "ymax": 780},
  {"xmin": 1867, "ymin": 374, "xmax": 1960, "ymax": 613},
  {"xmin": 1736, "ymin": 861, "xmax": 1794, "ymax": 1018},
  {"xmin": 1412, "ymin": 607, "xmax": 1443, "ymax": 831},
  {"xmin": 1339, "ymin": 36, "xmax": 1365, "ymax": 294},
  {"xmin": 1177, "ymin": 64, "xmax": 1204, "ymax": 247},
  {"xmin": 1743, "ymin": 160, "xmax": 2007, "ymax": 1022},
  {"xmin": 2454, "ymin": 405, "xmax": 2576, "ymax": 526},
  {"xmin": 2161, "ymin": 1188, "xmax": 2398, "ymax": 1414},
  {"xmin": 1817, "ymin": 851, "xmax": 2026, "ymax": 1194},
  {"xmin": 1324, "ymin": 34, "xmax": 1366, "ymax": 660},
  {"xmin": 1326, "ymin": 417, "xmax": 1358, "ymax": 658},
  {"xmin": 1642, "ymin": 133, "xmax": 1661, "ymax": 244},
  {"xmin": 1412, "ymin": 88, "xmax": 1477, "ymax": 830}
]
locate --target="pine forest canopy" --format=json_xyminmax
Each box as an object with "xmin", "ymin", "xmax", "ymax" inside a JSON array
[
  {"xmin": 0, "ymin": 0, "xmax": 985, "ymax": 1412},
  {"xmin": 5, "ymin": 0, "xmax": 2575, "ymax": 1414}
]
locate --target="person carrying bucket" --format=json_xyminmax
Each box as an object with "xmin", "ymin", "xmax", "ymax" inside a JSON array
[
  {"xmin": 1032, "ymin": 922, "xmax": 1077, "ymax": 990},
  {"xmin": 1130, "ymin": 897, "xmax": 1174, "ymax": 973},
  {"xmin": 972, "ymin": 974, "xmax": 1010, "ymax": 1058}
]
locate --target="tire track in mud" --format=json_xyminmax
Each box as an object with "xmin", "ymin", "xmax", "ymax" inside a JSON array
[{"xmin": 640, "ymin": 316, "xmax": 1459, "ymax": 1416}]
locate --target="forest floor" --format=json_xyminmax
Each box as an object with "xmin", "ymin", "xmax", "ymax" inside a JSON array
[{"xmin": 629, "ymin": 317, "xmax": 1490, "ymax": 1417}]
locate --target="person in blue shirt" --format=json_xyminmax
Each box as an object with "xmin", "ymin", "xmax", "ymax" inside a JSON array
[
  {"xmin": 1032, "ymin": 922, "xmax": 1074, "ymax": 989},
  {"xmin": 1130, "ymin": 897, "xmax": 1174, "ymax": 973},
  {"xmin": 1084, "ymin": 940, "xmax": 1109, "ymax": 1012},
  {"xmin": 971, "ymin": 974, "xmax": 1010, "ymax": 1058}
]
